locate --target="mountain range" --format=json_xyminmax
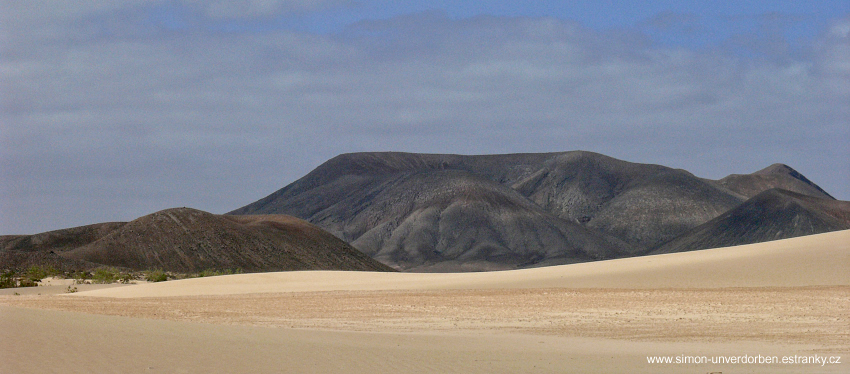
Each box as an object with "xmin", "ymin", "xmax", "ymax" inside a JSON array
[
  {"xmin": 4, "ymin": 150, "xmax": 847, "ymax": 274},
  {"xmin": 231, "ymin": 151, "xmax": 848, "ymax": 271},
  {"xmin": 0, "ymin": 208, "xmax": 393, "ymax": 273}
]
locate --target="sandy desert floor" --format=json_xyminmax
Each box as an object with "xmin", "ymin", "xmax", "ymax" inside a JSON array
[{"xmin": 2, "ymin": 230, "xmax": 849, "ymax": 373}]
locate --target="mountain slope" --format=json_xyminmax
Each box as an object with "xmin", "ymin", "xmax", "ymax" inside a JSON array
[
  {"xmin": 235, "ymin": 152, "xmax": 745, "ymax": 250},
  {"xmin": 651, "ymin": 189, "xmax": 850, "ymax": 254},
  {"xmin": 505, "ymin": 152, "xmax": 744, "ymax": 249},
  {"xmin": 0, "ymin": 222, "xmax": 127, "ymax": 271},
  {"xmin": 232, "ymin": 151, "xmax": 843, "ymax": 270},
  {"xmin": 2, "ymin": 208, "xmax": 394, "ymax": 273},
  {"xmin": 231, "ymin": 151, "xmax": 763, "ymax": 269},
  {"xmin": 239, "ymin": 163, "xmax": 632, "ymax": 271},
  {"xmin": 347, "ymin": 170, "xmax": 633, "ymax": 271},
  {"xmin": 717, "ymin": 163, "xmax": 834, "ymax": 200}
]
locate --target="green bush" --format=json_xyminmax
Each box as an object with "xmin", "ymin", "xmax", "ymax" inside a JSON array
[
  {"xmin": 145, "ymin": 269, "xmax": 168, "ymax": 282},
  {"xmin": 195, "ymin": 268, "xmax": 243, "ymax": 278},
  {"xmin": 0, "ymin": 270, "xmax": 37, "ymax": 288},
  {"xmin": 88, "ymin": 268, "xmax": 137, "ymax": 284},
  {"xmin": 197, "ymin": 269, "xmax": 220, "ymax": 277},
  {"xmin": 92, "ymin": 268, "xmax": 117, "ymax": 284},
  {"xmin": 18, "ymin": 278, "xmax": 38, "ymax": 287},
  {"xmin": 73, "ymin": 270, "xmax": 91, "ymax": 283},
  {"xmin": 117, "ymin": 272, "xmax": 135, "ymax": 283},
  {"xmin": 0, "ymin": 270, "xmax": 16, "ymax": 289},
  {"xmin": 25, "ymin": 265, "xmax": 59, "ymax": 282}
]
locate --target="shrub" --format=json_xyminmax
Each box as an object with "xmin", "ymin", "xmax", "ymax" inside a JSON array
[
  {"xmin": 93, "ymin": 268, "xmax": 134, "ymax": 283},
  {"xmin": 195, "ymin": 268, "xmax": 242, "ymax": 278},
  {"xmin": 197, "ymin": 269, "xmax": 219, "ymax": 278},
  {"xmin": 0, "ymin": 270, "xmax": 38, "ymax": 288},
  {"xmin": 25, "ymin": 265, "xmax": 59, "ymax": 282},
  {"xmin": 0, "ymin": 270, "xmax": 16, "ymax": 289},
  {"xmin": 73, "ymin": 270, "xmax": 91, "ymax": 283},
  {"xmin": 92, "ymin": 268, "xmax": 117, "ymax": 284},
  {"xmin": 18, "ymin": 278, "xmax": 38, "ymax": 287},
  {"xmin": 117, "ymin": 272, "xmax": 135, "ymax": 284},
  {"xmin": 145, "ymin": 269, "xmax": 168, "ymax": 282}
]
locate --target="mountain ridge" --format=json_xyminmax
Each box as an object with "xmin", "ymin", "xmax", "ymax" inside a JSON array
[
  {"xmin": 231, "ymin": 151, "xmax": 842, "ymax": 271},
  {"xmin": 651, "ymin": 188, "xmax": 850, "ymax": 254},
  {"xmin": 2, "ymin": 208, "xmax": 394, "ymax": 273}
]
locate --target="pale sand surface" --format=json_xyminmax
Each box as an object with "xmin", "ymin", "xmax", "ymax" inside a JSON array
[
  {"xmin": 72, "ymin": 229, "xmax": 850, "ymax": 298},
  {"xmin": 2, "ymin": 230, "xmax": 849, "ymax": 373},
  {"xmin": 0, "ymin": 276, "xmax": 149, "ymax": 296},
  {"xmin": 0, "ymin": 282, "xmax": 131, "ymax": 296},
  {"xmin": 2, "ymin": 304, "xmax": 842, "ymax": 374}
]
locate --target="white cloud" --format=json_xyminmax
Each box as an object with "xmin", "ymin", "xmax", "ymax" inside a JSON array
[
  {"xmin": 1, "ymin": 7, "xmax": 848, "ymax": 234},
  {"xmin": 187, "ymin": 0, "xmax": 352, "ymax": 19}
]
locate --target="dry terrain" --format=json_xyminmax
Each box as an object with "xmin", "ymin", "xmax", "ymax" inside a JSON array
[
  {"xmin": 2, "ymin": 230, "xmax": 849, "ymax": 373},
  {"xmin": 230, "ymin": 151, "xmax": 846, "ymax": 271},
  {"xmin": 1, "ymin": 208, "xmax": 393, "ymax": 273}
]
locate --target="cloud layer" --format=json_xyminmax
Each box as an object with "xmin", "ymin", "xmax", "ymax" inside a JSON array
[{"xmin": 2, "ymin": 3, "xmax": 848, "ymax": 234}]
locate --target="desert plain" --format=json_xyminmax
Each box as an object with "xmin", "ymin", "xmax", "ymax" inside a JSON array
[{"xmin": 2, "ymin": 229, "xmax": 848, "ymax": 373}]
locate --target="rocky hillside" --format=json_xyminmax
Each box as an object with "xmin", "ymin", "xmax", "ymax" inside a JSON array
[
  {"xmin": 652, "ymin": 189, "xmax": 850, "ymax": 254},
  {"xmin": 2, "ymin": 208, "xmax": 394, "ymax": 273},
  {"xmin": 232, "ymin": 151, "xmax": 842, "ymax": 271}
]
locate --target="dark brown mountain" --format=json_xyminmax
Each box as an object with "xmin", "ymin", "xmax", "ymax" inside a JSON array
[
  {"xmin": 234, "ymin": 153, "xmax": 637, "ymax": 271},
  {"xmin": 300, "ymin": 168, "xmax": 631, "ymax": 271},
  {"xmin": 503, "ymin": 152, "xmax": 744, "ymax": 249},
  {"xmin": 1, "ymin": 222, "xmax": 127, "ymax": 253},
  {"xmin": 234, "ymin": 151, "xmax": 834, "ymax": 270},
  {"xmin": 1, "ymin": 222, "xmax": 127, "ymax": 271},
  {"xmin": 652, "ymin": 189, "xmax": 850, "ymax": 254},
  {"xmin": 717, "ymin": 164, "xmax": 834, "ymax": 200},
  {"xmin": 1, "ymin": 208, "xmax": 394, "ymax": 273}
]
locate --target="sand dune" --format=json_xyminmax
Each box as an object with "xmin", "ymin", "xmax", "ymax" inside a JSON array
[
  {"xmin": 77, "ymin": 229, "xmax": 850, "ymax": 298},
  {"xmin": 3, "ymin": 304, "xmax": 839, "ymax": 374},
  {"xmin": 3, "ymin": 231, "xmax": 848, "ymax": 373}
]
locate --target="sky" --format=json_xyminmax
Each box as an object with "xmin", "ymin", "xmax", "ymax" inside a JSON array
[{"xmin": 1, "ymin": 1, "xmax": 849, "ymax": 234}]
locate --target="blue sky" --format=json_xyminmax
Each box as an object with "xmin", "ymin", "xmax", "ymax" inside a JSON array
[
  {"xmin": 1, "ymin": 1, "xmax": 849, "ymax": 234},
  {"xmin": 155, "ymin": 1, "xmax": 849, "ymax": 45}
]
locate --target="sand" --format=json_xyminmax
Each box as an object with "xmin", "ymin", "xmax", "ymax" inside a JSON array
[
  {"xmin": 62, "ymin": 227, "xmax": 850, "ymax": 298},
  {"xmin": 2, "ymin": 230, "xmax": 849, "ymax": 373}
]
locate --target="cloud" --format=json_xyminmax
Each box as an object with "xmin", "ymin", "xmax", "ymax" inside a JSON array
[
  {"xmin": 1, "ymin": 6, "xmax": 848, "ymax": 234},
  {"xmin": 187, "ymin": 0, "xmax": 353, "ymax": 19}
]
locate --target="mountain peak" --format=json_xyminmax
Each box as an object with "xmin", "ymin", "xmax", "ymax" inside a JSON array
[
  {"xmin": 719, "ymin": 164, "xmax": 833, "ymax": 200},
  {"xmin": 754, "ymin": 163, "xmax": 797, "ymax": 176},
  {"xmin": 652, "ymin": 188, "xmax": 850, "ymax": 254}
]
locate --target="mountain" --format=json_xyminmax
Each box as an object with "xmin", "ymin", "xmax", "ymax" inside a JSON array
[
  {"xmin": 312, "ymin": 169, "xmax": 631, "ymax": 271},
  {"xmin": 8, "ymin": 151, "xmax": 841, "ymax": 274},
  {"xmin": 717, "ymin": 164, "xmax": 834, "ymax": 200},
  {"xmin": 652, "ymin": 189, "xmax": 850, "ymax": 254},
  {"xmin": 234, "ymin": 152, "xmax": 643, "ymax": 271},
  {"xmin": 1, "ymin": 222, "xmax": 127, "ymax": 271},
  {"xmin": 503, "ymin": 152, "xmax": 743, "ymax": 249},
  {"xmin": 233, "ymin": 151, "xmax": 830, "ymax": 271},
  {"xmin": 1, "ymin": 208, "xmax": 394, "ymax": 273}
]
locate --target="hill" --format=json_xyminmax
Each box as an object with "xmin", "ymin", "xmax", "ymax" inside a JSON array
[
  {"xmin": 0, "ymin": 222, "xmax": 127, "ymax": 271},
  {"xmin": 652, "ymin": 189, "xmax": 850, "ymax": 254},
  {"xmin": 503, "ymin": 152, "xmax": 744, "ymax": 249},
  {"xmin": 231, "ymin": 151, "xmax": 846, "ymax": 271},
  {"xmin": 717, "ymin": 163, "xmax": 835, "ymax": 199},
  {"xmin": 1, "ymin": 208, "xmax": 394, "ymax": 273},
  {"xmin": 235, "ymin": 151, "xmax": 832, "ymax": 270},
  {"xmin": 307, "ymin": 168, "xmax": 631, "ymax": 271}
]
